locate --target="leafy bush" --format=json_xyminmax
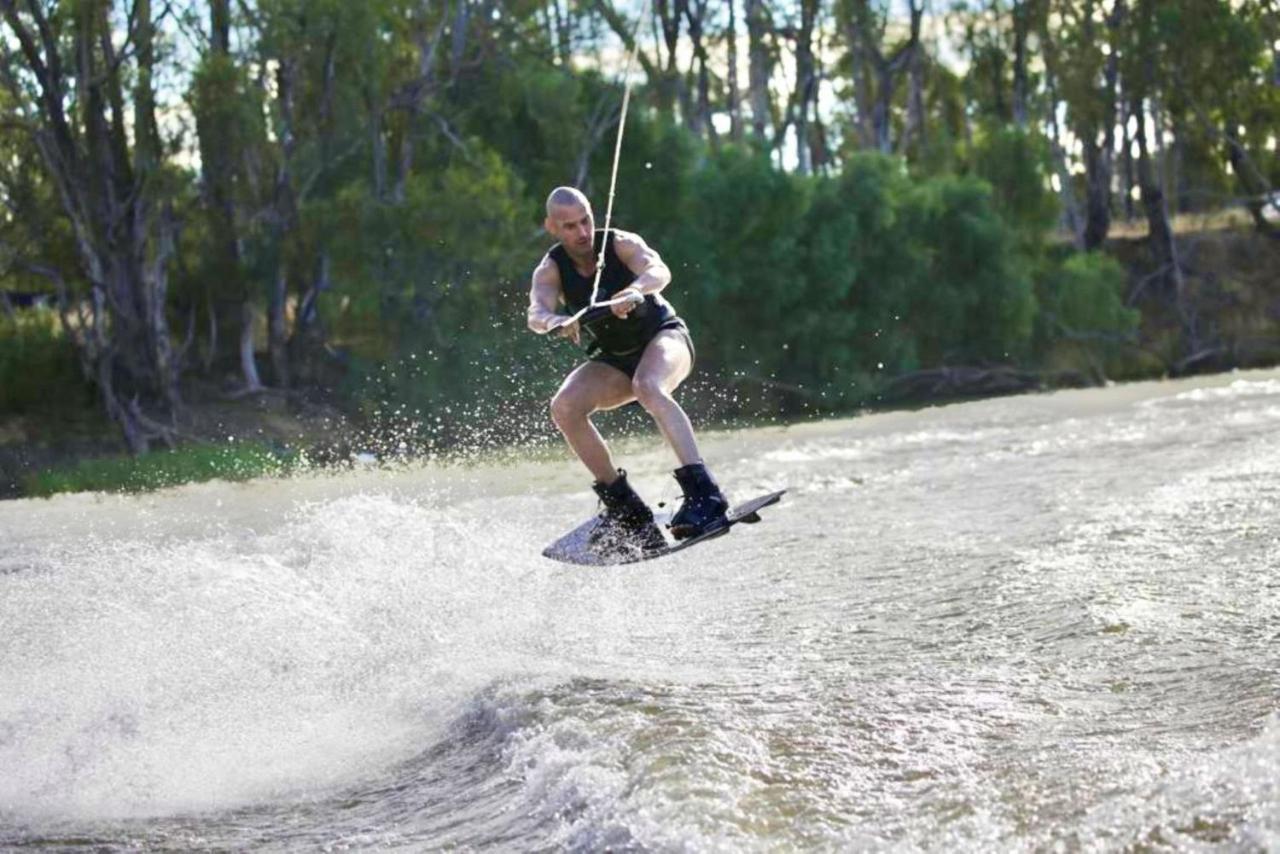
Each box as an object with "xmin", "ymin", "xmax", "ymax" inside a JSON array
[
  {"xmin": 1034, "ymin": 251, "xmax": 1141, "ymax": 379},
  {"xmin": 0, "ymin": 308, "xmax": 90, "ymax": 414},
  {"xmin": 969, "ymin": 127, "xmax": 1060, "ymax": 249},
  {"xmin": 901, "ymin": 173, "xmax": 1039, "ymax": 365},
  {"xmin": 1040, "ymin": 251, "xmax": 1138, "ymax": 338}
]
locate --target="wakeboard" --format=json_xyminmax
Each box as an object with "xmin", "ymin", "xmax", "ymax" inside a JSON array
[{"xmin": 542, "ymin": 489, "xmax": 786, "ymax": 566}]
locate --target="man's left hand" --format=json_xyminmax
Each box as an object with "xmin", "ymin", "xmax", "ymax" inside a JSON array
[{"xmin": 611, "ymin": 288, "xmax": 644, "ymax": 319}]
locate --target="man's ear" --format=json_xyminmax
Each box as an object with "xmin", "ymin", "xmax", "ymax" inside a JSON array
[{"xmin": 544, "ymin": 216, "xmax": 555, "ymax": 237}]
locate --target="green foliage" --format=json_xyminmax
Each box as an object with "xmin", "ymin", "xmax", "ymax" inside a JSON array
[
  {"xmin": 792, "ymin": 154, "xmax": 922, "ymax": 382},
  {"xmin": 623, "ymin": 145, "xmax": 1039, "ymax": 409},
  {"xmin": 320, "ymin": 139, "xmax": 561, "ymax": 443},
  {"xmin": 1034, "ymin": 250, "xmax": 1141, "ymax": 380},
  {"xmin": 969, "ymin": 127, "xmax": 1059, "ymax": 249},
  {"xmin": 665, "ymin": 144, "xmax": 810, "ymax": 373},
  {"xmin": 0, "ymin": 309, "xmax": 91, "ymax": 414},
  {"xmin": 1040, "ymin": 251, "xmax": 1138, "ymax": 338},
  {"xmin": 901, "ymin": 173, "xmax": 1038, "ymax": 364},
  {"xmin": 21, "ymin": 442, "xmax": 297, "ymax": 498}
]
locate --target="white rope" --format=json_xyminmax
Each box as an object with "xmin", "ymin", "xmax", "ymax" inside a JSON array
[{"xmin": 562, "ymin": 0, "xmax": 651, "ymax": 328}]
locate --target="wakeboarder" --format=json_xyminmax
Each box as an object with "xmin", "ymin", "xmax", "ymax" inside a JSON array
[{"xmin": 528, "ymin": 186, "xmax": 729, "ymax": 553}]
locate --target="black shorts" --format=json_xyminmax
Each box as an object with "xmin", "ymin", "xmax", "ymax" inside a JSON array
[{"xmin": 589, "ymin": 318, "xmax": 695, "ymax": 379}]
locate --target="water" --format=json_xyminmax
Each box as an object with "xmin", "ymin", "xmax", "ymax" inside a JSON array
[{"xmin": 2, "ymin": 370, "xmax": 1278, "ymax": 851}]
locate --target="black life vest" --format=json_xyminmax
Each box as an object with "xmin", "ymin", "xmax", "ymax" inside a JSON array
[{"xmin": 548, "ymin": 229, "xmax": 676, "ymax": 356}]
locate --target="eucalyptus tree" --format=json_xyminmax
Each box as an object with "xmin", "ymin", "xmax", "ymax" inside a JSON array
[
  {"xmin": 1118, "ymin": 0, "xmax": 1181, "ymax": 297},
  {"xmin": 0, "ymin": 0, "xmax": 186, "ymax": 451},
  {"xmin": 189, "ymin": 0, "xmax": 267, "ymax": 391},
  {"xmin": 950, "ymin": 0, "xmax": 1048, "ymax": 130},
  {"xmin": 772, "ymin": 0, "xmax": 826, "ymax": 173},
  {"xmin": 191, "ymin": 0, "xmax": 456, "ymax": 389},
  {"xmin": 1154, "ymin": 0, "xmax": 1277, "ymax": 235},
  {"xmin": 835, "ymin": 0, "xmax": 928, "ymax": 155},
  {"xmin": 744, "ymin": 0, "xmax": 775, "ymax": 143}
]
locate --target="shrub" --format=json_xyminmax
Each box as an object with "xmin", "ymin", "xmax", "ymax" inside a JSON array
[
  {"xmin": 0, "ymin": 308, "xmax": 91, "ymax": 414},
  {"xmin": 1041, "ymin": 252, "xmax": 1139, "ymax": 338}
]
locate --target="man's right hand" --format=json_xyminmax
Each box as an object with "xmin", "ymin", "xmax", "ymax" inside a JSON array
[{"xmin": 551, "ymin": 316, "xmax": 581, "ymax": 345}]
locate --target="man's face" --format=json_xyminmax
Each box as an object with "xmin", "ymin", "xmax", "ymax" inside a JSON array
[{"xmin": 545, "ymin": 202, "xmax": 594, "ymax": 258}]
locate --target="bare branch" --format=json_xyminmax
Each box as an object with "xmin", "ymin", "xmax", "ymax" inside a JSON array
[{"xmin": 427, "ymin": 111, "xmax": 472, "ymax": 161}]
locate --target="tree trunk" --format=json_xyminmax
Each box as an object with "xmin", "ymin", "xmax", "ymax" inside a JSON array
[
  {"xmin": 1011, "ymin": 0, "xmax": 1030, "ymax": 129},
  {"xmin": 848, "ymin": 21, "xmax": 875, "ymax": 149},
  {"xmin": 238, "ymin": 301, "xmax": 263, "ymax": 392},
  {"xmin": 901, "ymin": 0, "xmax": 926, "ymax": 155},
  {"xmin": 847, "ymin": 0, "xmax": 919, "ymax": 155},
  {"xmin": 683, "ymin": 0, "xmax": 715, "ymax": 143},
  {"xmin": 198, "ymin": 0, "xmax": 258, "ymax": 388},
  {"xmin": 133, "ymin": 0, "xmax": 160, "ymax": 173},
  {"xmin": 392, "ymin": 3, "xmax": 449, "ymax": 202},
  {"xmin": 268, "ymin": 261, "xmax": 290, "ymax": 387},
  {"xmin": 1222, "ymin": 115, "xmax": 1278, "ymax": 234},
  {"xmin": 745, "ymin": 0, "xmax": 772, "ymax": 142},
  {"xmin": 1132, "ymin": 96, "xmax": 1180, "ymax": 296},
  {"xmin": 793, "ymin": 0, "xmax": 819, "ymax": 173},
  {"xmin": 594, "ymin": 0, "xmax": 665, "ymax": 115},
  {"xmin": 1081, "ymin": 0, "xmax": 1125, "ymax": 250},
  {"xmin": 290, "ymin": 250, "xmax": 331, "ymax": 384},
  {"xmin": 1120, "ymin": 98, "xmax": 1136, "ymax": 221},
  {"xmin": 268, "ymin": 53, "xmax": 299, "ymax": 388},
  {"xmin": 1082, "ymin": 144, "xmax": 1113, "ymax": 250},
  {"xmin": 727, "ymin": 0, "xmax": 743, "ymax": 141},
  {"xmin": 1039, "ymin": 5, "xmax": 1084, "ymax": 247},
  {"xmin": 372, "ymin": 107, "xmax": 388, "ymax": 201},
  {"xmin": 656, "ymin": 0, "xmax": 692, "ymax": 127},
  {"xmin": 552, "ymin": 0, "xmax": 571, "ymax": 65}
]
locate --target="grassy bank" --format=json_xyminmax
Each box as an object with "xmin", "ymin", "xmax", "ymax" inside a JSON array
[{"xmin": 20, "ymin": 442, "xmax": 299, "ymax": 498}]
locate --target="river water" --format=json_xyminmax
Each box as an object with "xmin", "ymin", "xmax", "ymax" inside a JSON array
[{"xmin": 1, "ymin": 370, "xmax": 1278, "ymax": 851}]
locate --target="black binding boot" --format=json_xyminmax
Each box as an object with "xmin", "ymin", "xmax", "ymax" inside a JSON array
[
  {"xmin": 668, "ymin": 463, "xmax": 729, "ymax": 541},
  {"xmin": 590, "ymin": 470, "xmax": 667, "ymax": 554}
]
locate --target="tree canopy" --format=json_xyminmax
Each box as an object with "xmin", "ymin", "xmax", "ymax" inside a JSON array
[{"xmin": 0, "ymin": 0, "xmax": 1274, "ymax": 450}]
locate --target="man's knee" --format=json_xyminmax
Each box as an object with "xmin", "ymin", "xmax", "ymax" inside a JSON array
[
  {"xmin": 550, "ymin": 390, "xmax": 588, "ymax": 428},
  {"xmin": 632, "ymin": 375, "xmax": 669, "ymax": 409}
]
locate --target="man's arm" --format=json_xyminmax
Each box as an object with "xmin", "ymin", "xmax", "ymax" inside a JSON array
[
  {"xmin": 527, "ymin": 256, "xmax": 580, "ymax": 343},
  {"xmin": 611, "ymin": 230, "xmax": 672, "ymax": 297}
]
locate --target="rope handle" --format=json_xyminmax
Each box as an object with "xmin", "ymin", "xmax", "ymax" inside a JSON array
[{"xmin": 553, "ymin": 290, "xmax": 641, "ymax": 331}]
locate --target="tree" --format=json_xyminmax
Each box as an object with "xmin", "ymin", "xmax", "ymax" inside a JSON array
[
  {"xmin": 1, "ymin": 0, "xmax": 184, "ymax": 451},
  {"xmin": 1057, "ymin": 0, "xmax": 1127, "ymax": 251},
  {"xmin": 190, "ymin": 0, "xmax": 265, "ymax": 391},
  {"xmin": 838, "ymin": 0, "xmax": 928, "ymax": 155}
]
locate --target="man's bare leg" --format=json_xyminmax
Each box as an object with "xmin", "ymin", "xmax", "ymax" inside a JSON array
[
  {"xmin": 550, "ymin": 359, "xmax": 667, "ymax": 553},
  {"xmin": 633, "ymin": 328, "xmax": 727, "ymax": 539},
  {"xmin": 549, "ymin": 361, "xmax": 635, "ymax": 483},
  {"xmin": 631, "ymin": 329, "xmax": 699, "ymax": 465}
]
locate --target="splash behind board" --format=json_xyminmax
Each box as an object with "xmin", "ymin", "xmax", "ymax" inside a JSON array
[{"xmin": 542, "ymin": 489, "xmax": 786, "ymax": 566}]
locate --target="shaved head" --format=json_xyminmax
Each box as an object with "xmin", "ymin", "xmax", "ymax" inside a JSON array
[{"xmin": 545, "ymin": 186, "xmax": 592, "ymax": 217}]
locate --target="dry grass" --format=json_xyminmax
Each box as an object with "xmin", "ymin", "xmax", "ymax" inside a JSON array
[{"xmin": 1052, "ymin": 207, "xmax": 1262, "ymax": 243}]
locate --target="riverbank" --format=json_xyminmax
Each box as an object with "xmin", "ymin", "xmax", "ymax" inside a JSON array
[
  {"xmin": 0, "ymin": 384, "xmax": 356, "ymax": 499},
  {"xmin": 4, "ymin": 223, "xmax": 1276, "ymax": 500},
  {"xmin": 6, "ymin": 362, "xmax": 1279, "ymax": 504}
]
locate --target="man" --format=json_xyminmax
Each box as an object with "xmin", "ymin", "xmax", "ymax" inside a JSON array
[{"xmin": 528, "ymin": 186, "xmax": 728, "ymax": 551}]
